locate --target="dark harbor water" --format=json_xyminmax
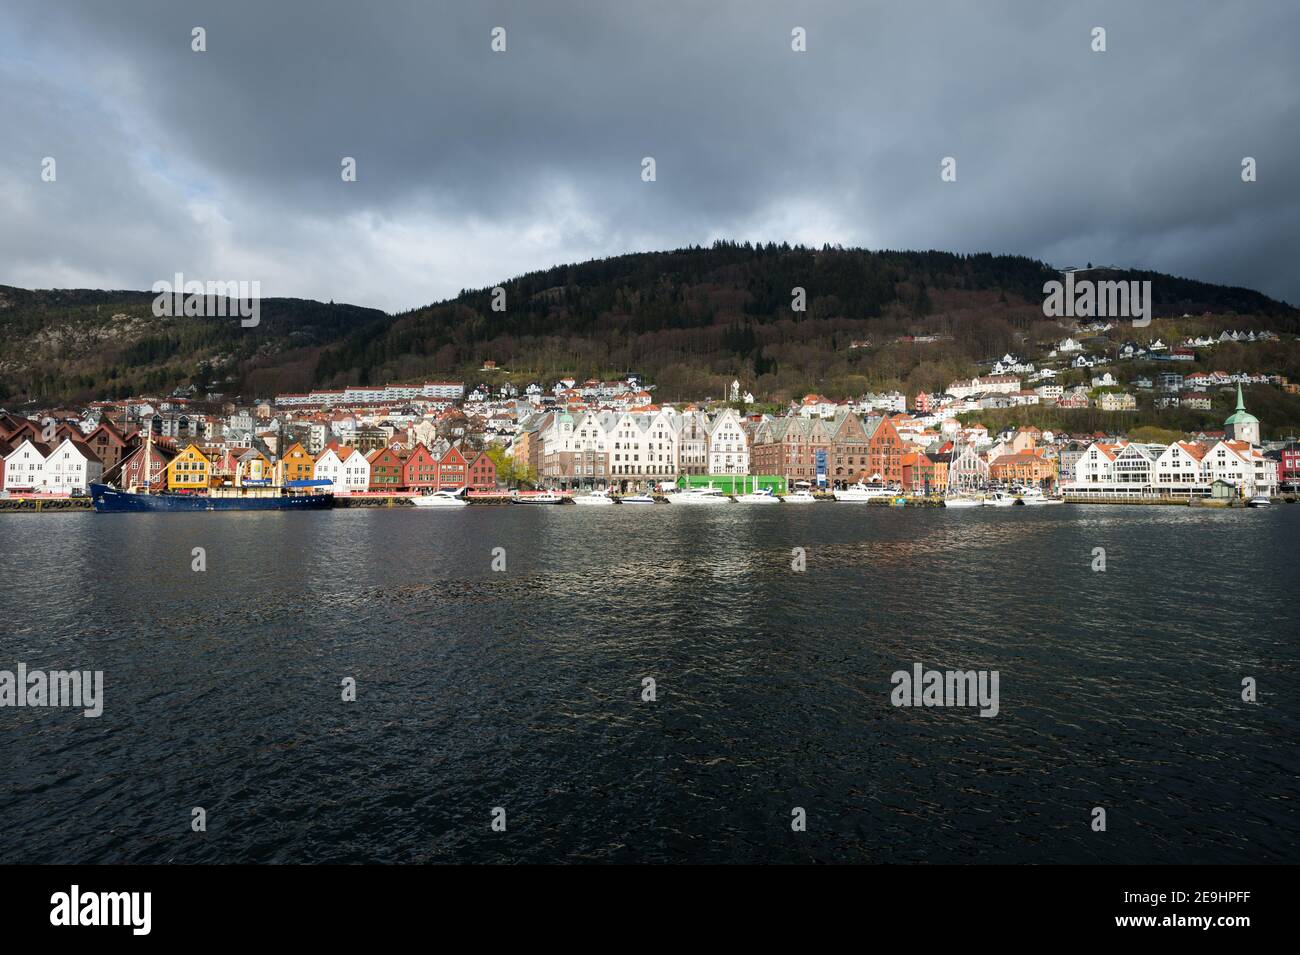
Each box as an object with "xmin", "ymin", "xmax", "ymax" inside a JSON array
[{"xmin": 1, "ymin": 504, "xmax": 1296, "ymax": 864}]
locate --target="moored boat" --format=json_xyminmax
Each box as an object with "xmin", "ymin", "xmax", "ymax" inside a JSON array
[
  {"xmin": 410, "ymin": 488, "xmax": 469, "ymax": 508},
  {"xmin": 1247, "ymin": 495, "xmax": 1272, "ymax": 507},
  {"xmin": 514, "ymin": 490, "xmax": 565, "ymax": 504},
  {"xmin": 1018, "ymin": 487, "xmax": 1050, "ymax": 505},
  {"xmin": 90, "ymin": 481, "xmax": 333, "ymax": 512},
  {"xmin": 735, "ymin": 476, "xmax": 780, "ymax": 504},
  {"xmin": 666, "ymin": 485, "xmax": 731, "ymax": 504},
  {"xmin": 572, "ymin": 488, "xmax": 617, "ymax": 506},
  {"xmin": 620, "ymin": 493, "xmax": 657, "ymax": 504},
  {"xmin": 833, "ymin": 481, "xmax": 897, "ymax": 502},
  {"xmin": 782, "ymin": 481, "xmax": 818, "ymax": 504}
]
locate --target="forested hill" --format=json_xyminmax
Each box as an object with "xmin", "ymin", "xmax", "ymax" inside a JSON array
[
  {"xmin": 0, "ymin": 287, "xmax": 386, "ymax": 404},
  {"xmin": 2, "ymin": 242, "xmax": 1296, "ymax": 405}
]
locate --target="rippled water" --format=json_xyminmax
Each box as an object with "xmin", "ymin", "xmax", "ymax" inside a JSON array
[{"xmin": 1, "ymin": 504, "xmax": 1296, "ymax": 863}]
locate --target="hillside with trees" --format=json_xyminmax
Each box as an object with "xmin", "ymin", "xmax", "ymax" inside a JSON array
[{"xmin": 2, "ymin": 242, "xmax": 1296, "ymax": 406}]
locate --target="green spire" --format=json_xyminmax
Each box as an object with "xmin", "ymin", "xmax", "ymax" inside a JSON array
[{"xmin": 1224, "ymin": 383, "xmax": 1259, "ymax": 429}]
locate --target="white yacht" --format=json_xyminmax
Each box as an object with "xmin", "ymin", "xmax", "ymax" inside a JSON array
[
  {"xmin": 833, "ymin": 481, "xmax": 897, "ymax": 502},
  {"xmin": 1247, "ymin": 495, "xmax": 1272, "ymax": 508},
  {"xmin": 735, "ymin": 477, "xmax": 781, "ymax": 504},
  {"xmin": 514, "ymin": 490, "xmax": 565, "ymax": 505},
  {"xmin": 410, "ymin": 488, "xmax": 469, "ymax": 508},
  {"xmin": 667, "ymin": 486, "xmax": 732, "ymax": 504},
  {"xmin": 571, "ymin": 488, "xmax": 616, "ymax": 506},
  {"xmin": 942, "ymin": 494, "xmax": 982, "ymax": 508},
  {"xmin": 783, "ymin": 481, "xmax": 818, "ymax": 504},
  {"xmin": 982, "ymin": 491, "xmax": 1016, "ymax": 507},
  {"xmin": 620, "ymin": 492, "xmax": 657, "ymax": 504},
  {"xmin": 1018, "ymin": 486, "xmax": 1050, "ymax": 506}
]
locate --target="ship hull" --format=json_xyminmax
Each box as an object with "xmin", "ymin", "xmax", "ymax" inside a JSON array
[{"xmin": 90, "ymin": 484, "xmax": 333, "ymax": 513}]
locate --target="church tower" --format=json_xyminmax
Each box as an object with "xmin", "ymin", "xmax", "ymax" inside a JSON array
[{"xmin": 1224, "ymin": 384, "xmax": 1261, "ymax": 446}]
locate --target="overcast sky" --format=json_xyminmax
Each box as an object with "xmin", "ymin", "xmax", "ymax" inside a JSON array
[{"xmin": 2, "ymin": 0, "xmax": 1296, "ymax": 312}]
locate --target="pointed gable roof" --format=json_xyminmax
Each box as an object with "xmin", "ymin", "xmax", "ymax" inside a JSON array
[
  {"xmin": 1173, "ymin": 440, "xmax": 1209, "ymax": 462},
  {"xmin": 86, "ymin": 417, "xmax": 128, "ymax": 446},
  {"xmin": 53, "ymin": 435, "xmax": 102, "ymax": 464},
  {"xmin": 830, "ymin": 409, "xmax": 869, "ymax": 442},
  {"xmin": 440, "ymin": 443, "xmax": 468, "ymax": 466}
]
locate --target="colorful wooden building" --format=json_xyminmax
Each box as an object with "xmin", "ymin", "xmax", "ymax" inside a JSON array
[{"xmin": 166, "ymin": 444, "xmax": 212, "ymax": 491}]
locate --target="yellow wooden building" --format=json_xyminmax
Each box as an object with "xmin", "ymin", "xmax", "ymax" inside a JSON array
[
  {"xmin": 166, "ymin": 444, "xmax": 212, "ymax": 491},
  {"xmin": 275, "ymin": 442, "xmax": 316, "ymax": 485}
]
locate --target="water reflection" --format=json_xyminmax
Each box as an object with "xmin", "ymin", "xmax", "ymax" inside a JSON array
[{"xmin": 0, "ymin": 505, "xmax": 1296, "ymax": 863}]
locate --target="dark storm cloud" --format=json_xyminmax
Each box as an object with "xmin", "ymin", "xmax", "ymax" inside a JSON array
[{"xmin": 1, "ymin": 0, "xmax": 1296, "ymax": 311}]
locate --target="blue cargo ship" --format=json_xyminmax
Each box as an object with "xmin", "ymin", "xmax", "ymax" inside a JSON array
[{"xmin": 90, "ymin": 481, "xmax": 334, "ymax": 512}]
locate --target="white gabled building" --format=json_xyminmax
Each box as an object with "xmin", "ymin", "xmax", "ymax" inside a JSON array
[
  {"xmin": 313, "ymin": 445, "xmax": 370, "ymax": 492},
  {"xmin": 1203, "ymin": 440, "xmax": 1276, "ymax": 497},
  {"xmin": 706, "ymin": 408, "xmax": 749, "ymax": 475},
  {"xmin": 1153, "ymin": 441, "xmax": 1209, "ymax": 492},
  {"xmin": 42, "ymin": 437, "xmax": 104, "ymax": 494},
  {"xmin": 645, "ymin": 410, "xmax": 680, "ymax": 481},
  {"xmin": 3, "ymin": 438, "xmax": 49, "ymax": 493},
  {"xmin": 1109, "ymin": 443, "xmax": 1160, "ymax": 487},
  {"xmin": 539, "ymin": 410, "xmax": 610, "ymax": 484},
  {"xmin": 1068, "ymin": 437, "xmax": 1275, "ymax": 499},
  {"xmin": 1072, "ymin": 442, "xmax": 1123, "ymax": 484},
  {"xmin": 596, "ymin": 412, "xmax": 643, "ymax": 482},
  {"xmin": 948, "ymin": 443, "xmax": 990, "ymax": 490},
  {"xmin": 676, "ymin": 411, "xmax": 711, "ymax": 475},
  {"xmin": 1064, "ymin": 441, "xmax": 1155, "ymax": 497}
]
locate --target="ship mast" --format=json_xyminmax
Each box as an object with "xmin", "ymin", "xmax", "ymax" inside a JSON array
[{"xmin": 144, "ymin": 424, "xmax": 154, "ymax": 492}]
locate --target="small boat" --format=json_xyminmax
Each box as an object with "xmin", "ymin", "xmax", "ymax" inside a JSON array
[
  {"xmin": 833, "ymin": 481, "xmax": 897, "ymax": 502},
  {"xmin": 1018, "ymin": 487, "xmax": 1050, "ymax": 506},
  {"xmin": 667, "ymin": 485, "xmax": 731, "ymax": 504},
  {"xmin": 572, "ymin": 488, "xmax": 616, "ymax": 506},
  {"xmin": 1247, "ymin": 495, "xmax": 1272, "ymax": 507},
  {"xmin": 735, "ymin": 476, "xmax": 780, "ymax": 504},
  {"xmin": 783, "ymin": 481, "xmax": 818, "ymax": 504},
  {"xmin": 620, "ymin": 493, "xmax": 657, "ymax": 504},
  {"xmin": 514, "ymin": 491, "xmax": 565, "ymax": 505},
  {"xmin": 410, "ymin": 488, "xmax": 468, "ymax": 508},
  {"xmin": 982, "ymin": 491, "xmax": 1016, "ymax": 507}
]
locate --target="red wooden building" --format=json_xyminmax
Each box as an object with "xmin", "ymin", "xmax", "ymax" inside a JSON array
[
  {"xmin": 367, "ymin": 447, "xmax": 406, "ymax": 489},
  {"xmin": 402, "ymin": 443, "xmax": 440, "ymax": 489},
  {"xmin": 465, "ymin": 450, "xmax": 498, "ymax": 490},
  {"xmin": 437, "ymin": 445, "xmax": 468, "ymax": 489}
]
